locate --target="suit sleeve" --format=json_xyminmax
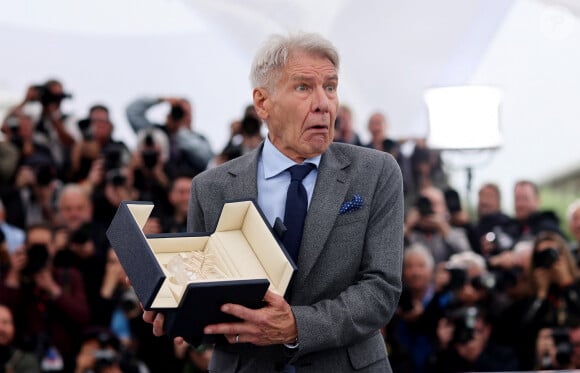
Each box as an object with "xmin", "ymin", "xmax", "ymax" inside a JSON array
[{"xmin": 291, "ymin": 154, "xmax": 404, "ymax": 356}]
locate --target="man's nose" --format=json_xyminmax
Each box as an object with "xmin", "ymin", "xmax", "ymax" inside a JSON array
[{"xmin": 312, "ymin": 85, "xmax": 329, "ymax": 113}]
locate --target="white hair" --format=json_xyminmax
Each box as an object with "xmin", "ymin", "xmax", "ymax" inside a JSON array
[
  {"xmin": 567, "ymin": 199, "xmax": 580, "ymax": 223},
  {"xmin": 447, "ymin": 251, "xmax": 487, "ymax": 272},
  {"xmin": 250, "ymin": 31, "xmax": 340, "ymax": 90},
  {"xmin": 404, "ymin": 243, "xmax": 435, "ymax": 271}
]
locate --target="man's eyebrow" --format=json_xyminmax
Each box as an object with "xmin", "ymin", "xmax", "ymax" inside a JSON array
[{"xmin": 290, "ymin": 74, "xmax": 339, "ymax": 82}]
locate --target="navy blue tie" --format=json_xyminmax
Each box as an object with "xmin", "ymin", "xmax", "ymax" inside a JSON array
[{"xmin": 282, "ymin": 164, "xmax": 315, "ymax": 264}]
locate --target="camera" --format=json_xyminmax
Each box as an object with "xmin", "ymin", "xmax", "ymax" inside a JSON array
[
  {"xmin": 445, "ymin": 266, "xmax": 468, "ymax": 291},
  {"xmin": 169, "ymin": 104, "xmax": 185, "ymax": 121},
  {"xmin": 141, "ymin": 149, "xmax": 159, "ymax": 169},
  {"xmin": 141, "ymin": 133, "xmax": 159, "ymax": 169},
  {"xmin": 103, "ymin": 146, "xmax": 124, "ymax": 172},
  {"xmin": 69, "ymin": 222, "xmax": 92, "ymax": 245},
  {"xmin": 484, "ymin": 226, "xmax": 515, "ymax": 253},
  {"xmin": 33, "ymin": 84, "xmax": 72, "ymax": 105},
  {"xmin": 119, "ymin": 289, "xmax": 140, "ymax": 314},
  {"xmin": 397, "ymin": 286, "xmax": 415, "ymax": 312},
  {"xmin": 22, "ymin": 244, "xmax": 50, "ymax": 276},
  {"xmin": 77, "ymin": 118, "xmax": 93, "ymax": 141},
  {"xmin": 533, "ymin": 247, "xmax": 559, "ymax": 269},
  {"xmin": 552, "ymin": 327, "xmax": 573, "ymax": 367},
  {"xmin": 106, "ymin": 169, "xmax": 127, "ymax": 187},
  {"xmin": 446, "ymin": 306, "xmax": 479, "ymax": 344},
  {"xmin": 416, "ymin": 196, "xmax": 433, "ymax": 217},
  {"xmin": 444, "ymin": 188, "xmax": 462, "ymax": 213}
]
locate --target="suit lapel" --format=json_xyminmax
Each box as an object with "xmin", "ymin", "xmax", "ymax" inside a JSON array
[
  {"xmin": 297, "ymin": 145, "xmax": 351, "ymax": 282},
  {"xmin": 223, "ymin": 146, "xmax": 260, "ymax": 202}
]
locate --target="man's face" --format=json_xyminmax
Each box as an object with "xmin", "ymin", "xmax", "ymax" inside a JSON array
[
  {"xmin": 403, "ymin": 252, "xmax": 433, "ymax": 292},
  {"xmin": 90, "ymin": 108, "xmax": 113, "ymax": 142},
  {"xmin": 570, "ymin": 208, "xmax": 580, "ymax": 242},
  {"xmin": 367, "ymin": 113, "xmax": 386, "ymax": 140},
  {"xmin": 256, "ymin": 52, "xmax": 338, "ymax": 163},
  {"xmin": 0, "ymin": 306, "xmax": 15, "ymax": 346},
  {"xmin": 169, "ymin": 177, "xmax": 192, "ymax": 216},
  {"xmin": 477, "ymin": 186, "xmax": 500, "ymax": 217},
  {"xmin": 58, "ymin": 191, "xmax": 92, "ymax": 231},
  {"xmin": 514, "ymin": 183, "xmax": 539, "ymax": 220}
]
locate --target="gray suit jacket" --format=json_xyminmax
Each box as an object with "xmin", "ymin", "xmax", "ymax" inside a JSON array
[{"xmin": 187, "ymin": 142, "xmax": 404, "ymax": 372}]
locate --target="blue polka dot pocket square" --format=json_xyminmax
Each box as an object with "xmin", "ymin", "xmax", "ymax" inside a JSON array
[{"xmin": 339, "ymin": 194, "xmax": 363, "ymax": 215}]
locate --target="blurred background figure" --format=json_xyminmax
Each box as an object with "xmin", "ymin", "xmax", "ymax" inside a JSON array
[
  {"xmin": 566, "ymin": 199, "xmax": 580, "ymax": 265},
  {"xmin": 471, "ymin": 182, "xmax": 518, "ymax": 258},
  {"xmin": 405, "ymin": 186, "xmax": 471, "ymax": 264},
  {"xmin": 333, "ymin": 104, "xmax": 362, "ymax": 146},
  {"xmin": 213, "ymin": 108, "xmax": 263, "ymax": 166},
  {"xmin": 74, "ymin": 326, "xmax": 148, "ymax": 373},
  {"xmin": 125, "ymin": 96, "xmax": 214, "ymax": 179},
  {"xmin": 0, "ymin": 199, "xmax": 25, "ymax": 255},
  {"xmin": 386, "ymin": 243, "xmax": 436, "ymax": 373},
  {"xmin": 69, "ymin": 104, "xmax": 130, "ymax": 187},
  {"xmin": 428, "ymin": 305, "xmax": 520, "ymax": 372},
  {"xmin": 0, "ymin": 222, "xmax": 90, "ymax": 373},
  {"xmin": 12, "ymin": 80, "xmax": 78, "ymax": 181},
  {"xmin": 512, "ymin": 180, "xmax": 563, "ymax": 243},
  {"xmin": 364, "ymin": 111, "xmax": 399, "ymax": 158},
  {"xmin": 0, "ymin": 303, "xmax": 41, "ymax": 373}
]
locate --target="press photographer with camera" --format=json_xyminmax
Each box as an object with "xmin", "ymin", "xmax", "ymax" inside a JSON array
[
  {"xmin": 386, "ymin": 243, "xmax": 437, "ymax": 372},
  {"xmin": 471, "ymin": 183, "xmax": 519, "ymax": 257},
  {"xmin": 69, "ymin": 105, "xmax": 130, "ymax": 187},
  {"xmin": 13, "ymin": 80, "xmax": 78, "ymax": 180},
  {"xmin": 404, "ymin": 186, "xmax": 471, "ymax": 264},
  {"xmin": 125, "ymin": 96, "xmax": 214, "ymax": 179},
  {"xmin": 428, "ymin": 305, "xmax": 520, "ymax": 372},
  {"xmin": 0, "ymin": 223, "xmax": 90, "ymax": 373},
  {"xmin": 520, "ymin": 231, "xmax": 580, "ymax": 327}
]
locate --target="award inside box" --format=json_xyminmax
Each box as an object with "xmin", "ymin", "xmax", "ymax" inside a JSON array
[{"xmin": 106, "ymin": 200, "xmax": 296, "ymax": 346}]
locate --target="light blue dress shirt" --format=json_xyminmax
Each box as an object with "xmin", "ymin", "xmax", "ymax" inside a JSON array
[{"xmin": 257, "ymin": 137, "xmax": 321, "ymax": 228}]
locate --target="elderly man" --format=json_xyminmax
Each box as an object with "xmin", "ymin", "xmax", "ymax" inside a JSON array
[{"xmin": 144, "ymin": 32, "xmax": 404, "ymax": 372}]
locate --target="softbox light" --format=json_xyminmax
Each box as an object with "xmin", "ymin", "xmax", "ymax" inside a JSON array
[{"xmin": 424, "ymin": 85, "xmax": 502, "ymax": 150}]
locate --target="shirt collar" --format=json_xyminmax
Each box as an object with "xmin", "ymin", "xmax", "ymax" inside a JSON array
[{"xmin": 262, "ymin": 136, "xmax": 321, "ymax": 179}]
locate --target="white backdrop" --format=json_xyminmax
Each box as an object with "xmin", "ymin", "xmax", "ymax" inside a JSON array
[{"xmin": 1, "ymin": 0, "xmax": 579, "ymax": 213}]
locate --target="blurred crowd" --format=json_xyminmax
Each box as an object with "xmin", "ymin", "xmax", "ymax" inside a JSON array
[{"xmin": 1, "ymin": 79, "xmax": 579, "ymax": 372}]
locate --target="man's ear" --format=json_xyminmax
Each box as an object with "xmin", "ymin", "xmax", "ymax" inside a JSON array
[{"xmin": 253, "ymin": 88, "xmax": 269, "ymax": 121}]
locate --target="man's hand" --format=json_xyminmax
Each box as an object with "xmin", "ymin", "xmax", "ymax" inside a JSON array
[{"xmin": 203, "ymin": 290, "xmax": 297, "ymax": 346}]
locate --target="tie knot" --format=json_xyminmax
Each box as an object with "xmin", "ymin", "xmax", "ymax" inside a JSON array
[{"xmin": 288, "ymin": 164, "xmax": 315, "ymax": 182}]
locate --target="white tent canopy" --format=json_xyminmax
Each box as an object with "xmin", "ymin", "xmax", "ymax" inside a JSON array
[{"xmin": 1, "ymin": 0, "xmax": 579, "ymax": 212}]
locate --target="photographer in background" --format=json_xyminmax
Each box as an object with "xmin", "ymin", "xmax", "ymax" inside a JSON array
[
  {"xmin": 0, "ymin": 303, "xmax": 41, "ymax": 373},
  {"xmin": 471, "ymin": 182, "xmax": 519, "ymax": 258},
  {"xmin": 12, "ymin": 80, "xmax": 78, "ymax": 180},
  {"xmin": 125, "ymin": 96, "xmax": 214, "ymax": 179},
  {"xmin": 69, "ymin": 105, "xmax": 130, "ymax": 188},
  {"xmin": 386, "ymin": 243, "xmax": 437, "ymax": 373},
  {"xmin": 0, "ymin": 223, "xmax": 90, "ymax": 373},
  {"xmin": 405, "ymin": 186, "xmax": 471, "ymax": 264},
  {"xmin": 128, "ymin": 130, "xmax": 171, "ymax": 220},
  {"xmin": 213, "ymin": 111, "xmax": 264, "ymax": 166},
  {"xmin": 428, "ymin": 305, "xmax": 520, "ymax": 372},
  {"xmin": 74, "ymin": 326, "xmax": 148, "ymax": 373}
]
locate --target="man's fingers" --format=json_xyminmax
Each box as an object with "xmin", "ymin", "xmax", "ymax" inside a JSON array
[
  {"xmin": 152, "ymin": 313, "xmax": 165, "ymax": 336},
  {"xmin": 142, "ymin": 310, "xmax": 156, "ymax": 323}
]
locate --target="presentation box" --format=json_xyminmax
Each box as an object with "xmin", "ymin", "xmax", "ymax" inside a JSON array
[{"xmin": 106, "ymin": 200, "xmax": 296, "ymax": 346}]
